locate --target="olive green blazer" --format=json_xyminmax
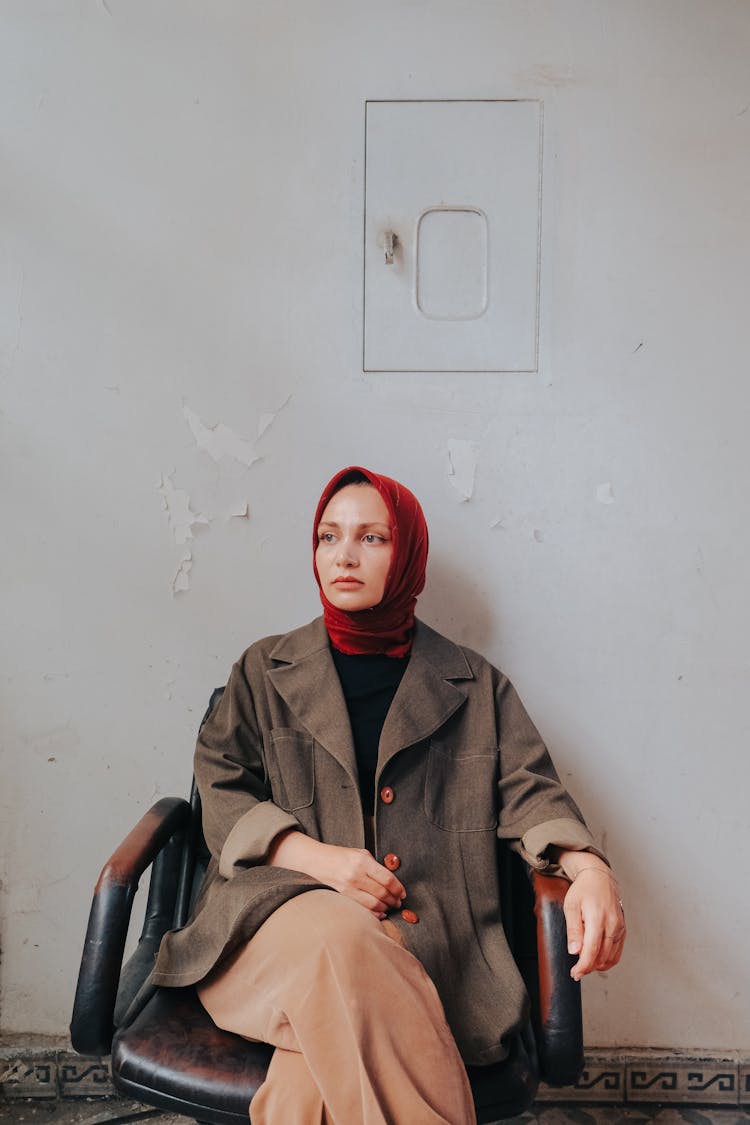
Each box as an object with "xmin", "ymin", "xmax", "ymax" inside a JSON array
[{"xmin": 152, "ymin": 616, "xmax": 600, "ymax": 1065}]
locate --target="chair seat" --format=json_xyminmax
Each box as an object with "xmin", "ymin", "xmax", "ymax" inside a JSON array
[
  {"xmin": 112, "ymin": 985, "xmax": 538, "ymax": 1125},
  {"xmin": 112, "ymin": 987, "xmax": 272, "ymax": 1125}
]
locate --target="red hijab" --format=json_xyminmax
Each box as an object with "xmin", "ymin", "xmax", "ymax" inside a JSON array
[{"xmin": 312, "ymin": 466, "xmax": 429, "ymax": 657}]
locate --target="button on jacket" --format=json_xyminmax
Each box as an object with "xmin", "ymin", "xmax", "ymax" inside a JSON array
[{"xmin": 152, "ymin": 616, "xmax": 601, "ymax": 1066}]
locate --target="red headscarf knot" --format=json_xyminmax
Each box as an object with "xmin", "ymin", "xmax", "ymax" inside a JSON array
[{"xmin": 312, "ymin": 466, "xmax": 429, "ymax": 657}]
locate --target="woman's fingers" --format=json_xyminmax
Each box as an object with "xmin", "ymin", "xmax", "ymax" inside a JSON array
[
  {"xmin": 326, "ymin": 847, "xmax": 406, "ymax": 909},
  {"xmin": 351, "ymin": 889, "xmax": 395, "ymax": 916},
  {"xmin": 563, "ymin": 893, "xmax": 585, "ymax": 956},
  {"xmin": 594, "ymin": 930, "xmax": 626, "ymax": 972},
  {"xmin": 564, "ymin": 875, "xmax": 627, "ymax": 980},
  {"xmin": 365, "ymin": 860, "xmax": 406, "ymax": 901},
  {"xmin": 594, "ymin": 907, "xmax": 627, "ymax": 970},
  {"xmin": 570, "ymin": 912, "xmax": 604, "ymax": 980},
  {"xmin": 358, "ymin": 874, "xmax": 400, "ymax": 912},
  {"xmin": 345, "ymin": 849, "xmax": 405, "ymax": 901},
  {"xmin": 343, "ymin": 870, "xmax": 404, "ymax": 917}
]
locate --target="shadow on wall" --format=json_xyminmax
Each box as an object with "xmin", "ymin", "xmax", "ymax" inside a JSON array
[{"xmin": 418, "ymin": 552, "xmax": 498, "ymax": 656}]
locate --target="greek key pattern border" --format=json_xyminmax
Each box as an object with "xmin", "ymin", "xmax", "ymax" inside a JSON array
[
  {"xmin": 538, "ymin": 1056, "xmax": 749, "ymax": 1106},
  {"xmin": 0, "ymin": 1052, "xmax": 114, "ymax": 1099},
  {"xmin": 1, "ymin": 1049, "xmax": 749, "ymax": 1105},
  {"xmin": 741, "ymin": 1064, "xmax": 750, "ymax": 1101}
]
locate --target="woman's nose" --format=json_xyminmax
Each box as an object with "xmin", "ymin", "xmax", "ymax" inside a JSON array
[{"xmin": 336, "ymin": 539, "xmax": 358, "ymax": 565}]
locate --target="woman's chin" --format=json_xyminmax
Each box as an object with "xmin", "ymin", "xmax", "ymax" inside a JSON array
[{"xmin": 327, "ymin": 590, "xmax": 379, "ymax": 612}]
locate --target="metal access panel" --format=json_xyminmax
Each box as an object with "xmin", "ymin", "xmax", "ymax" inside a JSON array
[{"xmin": 363, "ymin": 100, "xmax": 542, "ymax": 373}]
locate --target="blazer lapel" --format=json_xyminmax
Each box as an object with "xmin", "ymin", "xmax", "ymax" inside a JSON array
[
  {"xmin": 267, "ymin": 617, "xmax": 475, "ymax": 788},
  {"xmin": 266, "ymin": 618, "xmax": 358, "ymax": 785},
  {"xmin": 376, "ymin": 620, "xmax": 474, "ymax": 779}
]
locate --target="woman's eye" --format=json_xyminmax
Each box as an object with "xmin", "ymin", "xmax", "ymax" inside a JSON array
[
  {"xmin": 319, "ymin": 532, "xmax": 336, "ymax": 543},
  {"xmin": 363, "ymin": 534, "xmax": 385, "ymax": 544}
]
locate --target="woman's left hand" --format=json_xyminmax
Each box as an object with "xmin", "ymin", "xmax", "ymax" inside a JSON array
[{"xmin": 554, "ymin": 851, "xmax": 627, "ymax": 981}]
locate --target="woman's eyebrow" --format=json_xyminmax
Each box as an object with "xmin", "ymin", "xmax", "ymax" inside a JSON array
[{"xmin": 318, "ymin": 520, "xmax": 391, "ymax": 531}]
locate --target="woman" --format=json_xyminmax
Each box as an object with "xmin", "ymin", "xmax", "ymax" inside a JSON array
[{"xmin": 152, "ymin": 466, "xmax": 626, "ymax": 1125}]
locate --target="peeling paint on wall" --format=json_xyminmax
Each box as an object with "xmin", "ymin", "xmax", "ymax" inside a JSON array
[
  {"xmin": 158, "ymin": 474, "xmax": 209, "ymax": 544},
  {"xmin": 156, "ymin": 398, "xmax": 292, "ymax": 594},
  {"xmin": 446, "ymin": 439, "xmax": 479, "ymax": 502},
  {"xmin": 182, "ymin": 396, "xmax": 292, "ymax": 467},
  {"xmin": 596, "ymin": 481, "xmax": 615, "ymax": 505},
  {"xmin": 183, "ymin": 405, "xmax": 262, "ymax": 468},
  {"xmin": 171, "ymin": 551, "xmax": 192, "ymax": 595}
]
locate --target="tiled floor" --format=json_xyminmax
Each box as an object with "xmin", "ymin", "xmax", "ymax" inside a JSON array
[{"xmin": 2, "ymin": 1103, "xmax": 750, "ymax": 1125}]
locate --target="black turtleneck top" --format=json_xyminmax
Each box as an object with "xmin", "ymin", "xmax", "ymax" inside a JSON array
[{"xmin": 330, "ymin": 647, "xmax": 409, "ymax": 812}]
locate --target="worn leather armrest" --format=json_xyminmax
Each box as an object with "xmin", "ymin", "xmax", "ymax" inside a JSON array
[
  {"xmin": 532, "ymin": 871, "xmax": 584, "ymax": 1087},
  {"xmin": 70, "ymin": 797, "xmax": 191, "ymax": 1057}
]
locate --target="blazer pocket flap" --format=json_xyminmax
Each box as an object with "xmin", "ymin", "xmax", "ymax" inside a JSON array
[
  {"xmin": 266, "ymin": 728, "xmax": 316, "ymax": 811},
  {"xmin": 424, "ymin": 741, "xmax": 498, "ymax": 831}
]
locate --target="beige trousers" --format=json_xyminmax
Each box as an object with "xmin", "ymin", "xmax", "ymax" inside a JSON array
[{"xmin": 197, "ymin": 889, "xmax": 477, "ymax": 1125}]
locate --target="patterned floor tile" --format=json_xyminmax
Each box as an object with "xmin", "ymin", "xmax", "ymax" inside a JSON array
[
  {"xmin": 537, "ymin": 1064, "xmax": 626, "ymax": 1104},
  {"xmin": 0, "ymin": 1058, "xmax": 57, "ymax": 1101},
  {"xmin": 740, "ymin": 1065, "xmax": 750, "ymax": 1106},
  {"xmin": 56, "ymin": 1058, "xmax": 113, "ymax": 1100},
  {"xmin": 626, "ymin": 1062, "xmax": 740, "ymax": 1105}
]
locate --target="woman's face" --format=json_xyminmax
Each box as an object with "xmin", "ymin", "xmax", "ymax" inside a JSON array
[{"xmin": 316, "ymin": 483, "xmax": 394, "ymax": 611}]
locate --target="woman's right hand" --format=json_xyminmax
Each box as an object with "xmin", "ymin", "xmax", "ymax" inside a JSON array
[{"xmin": 268, "ymin": 830, "xmax": 406, "ymax": 918}]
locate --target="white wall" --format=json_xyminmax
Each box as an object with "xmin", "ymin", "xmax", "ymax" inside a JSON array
[{"xmin": 1, "ymin": 0, "xmax": 748, "ymax": 1049}]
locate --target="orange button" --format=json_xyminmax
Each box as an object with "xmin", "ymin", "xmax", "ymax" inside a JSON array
[
  {"xmin": 380, "ymin": 786, "xmax": 395, "ymax": 804},
  {"xmin": 401, "ymin": 908, "xmax": 419, "ymax": 924},
  {"xmin": 384, "ymin": 853, "xmax": 400, "ymax": 871}
]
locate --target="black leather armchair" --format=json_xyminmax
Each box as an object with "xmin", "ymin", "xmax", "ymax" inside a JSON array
[{"xmin": 71, "ymin": 691, "xmax": 584, "ymax": 1124}]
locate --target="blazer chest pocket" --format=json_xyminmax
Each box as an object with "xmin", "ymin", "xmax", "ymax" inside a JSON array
[
  {"xmin": 266, "ymin": 728, "xmax": 315, "ymax": 811},
  {"xmin": 424, "ymin": 742, "xmax": 498, "ymax": 831}
]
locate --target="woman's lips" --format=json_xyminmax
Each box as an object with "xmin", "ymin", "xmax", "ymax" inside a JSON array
[{"xmin": 333, "ymin": 577, "xmax": 364, "ymax": 585}]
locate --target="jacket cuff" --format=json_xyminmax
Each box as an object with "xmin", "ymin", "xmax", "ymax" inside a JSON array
[
  {"xmin": 218, "ymin": 801, "xmax": 302, "ymax": 879},
  {"xmin": 519, "ymin": 817, "xmax": 608, "ymax": 876}
]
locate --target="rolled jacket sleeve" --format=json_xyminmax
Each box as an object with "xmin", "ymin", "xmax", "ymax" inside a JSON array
[
  {"xmin": 518, "ymin": 817, "xmax": 608, "ymax": 874},
  {"xmin": 494, "ymin": 675, "xmax": 608, "ymax": 873},
  {"xmin": 218, "ymin": 802, "xmax": 300, "ymax": 878},
  {"xmin": 195, "ymin": 660, "xmax": 303, "ymax": 877}
]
